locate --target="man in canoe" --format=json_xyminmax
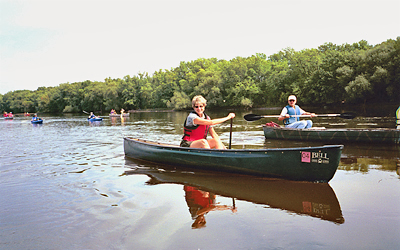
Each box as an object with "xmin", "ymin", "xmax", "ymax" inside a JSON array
[
  {"xmin": 396, "ymin": 106, "xmax": 400, "ymax": 129},
  {"xmin": 180, "ymin": 95, "xmax": 235, "ymax": 149},
  {"xmin": 278, "ymin": 95, "xmax": 315, "ymax": 129}
]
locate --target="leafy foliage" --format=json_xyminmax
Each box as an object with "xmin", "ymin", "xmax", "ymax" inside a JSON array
[{"xmin": 1, "ymin": 38, "xmax": 398, "ymax": 114}]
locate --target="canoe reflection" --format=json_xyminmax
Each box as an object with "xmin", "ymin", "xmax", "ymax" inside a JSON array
[
  {"xmin": 339, "ymin": 143, "xmax": 400, "ymax": 173},
  {"xmin": 341, "ymin": 143, "xmax": 400, "ymax": 160},
  {"xmin": 124, "ymin": 159, "xmax": 344, "ymax": 224}
]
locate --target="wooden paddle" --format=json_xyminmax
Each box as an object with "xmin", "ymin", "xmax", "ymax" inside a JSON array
[
  {"xmin": 244, "ymin": 112, "xmax": 356, "ymax": 121},
  {"xmin": 228, "ymin": 118, "xmax": 233, "ymax": 149}
]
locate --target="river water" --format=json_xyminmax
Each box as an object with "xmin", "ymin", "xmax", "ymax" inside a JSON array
[{"xmin": 1, "ymin": 108, "xmax": 399, "ymax": 249}]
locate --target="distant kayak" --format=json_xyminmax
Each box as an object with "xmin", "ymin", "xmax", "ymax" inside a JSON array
[
  {"xmin": 88, "ymin": 117, "xmax": 102, "ymax": 122},
  {"xmin": 31, "ymin": 119, "xmax": 43, "ymax": 124},
  {"xmin": 4, "ymin": 116, "xmax": 14, "ymax": 120}
]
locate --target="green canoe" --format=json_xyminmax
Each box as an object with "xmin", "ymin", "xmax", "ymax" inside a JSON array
[
  {"xmin": 263, "ymin": 126, "xmax": 400, "ymax": 144},
  {"xmin": 123, "ymin": 137, "xmax": 343, "ymax": 182},
  {"xmin": 124, "ymin": 165, "xmax": 344, "ymax": 224}
]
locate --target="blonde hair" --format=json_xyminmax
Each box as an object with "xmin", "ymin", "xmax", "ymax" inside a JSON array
[{"xmin": 192, "ymin": 95, "xmax": 207, "ymax": 107}]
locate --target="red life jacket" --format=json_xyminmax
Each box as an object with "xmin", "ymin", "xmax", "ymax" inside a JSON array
[
  {"xmin": 184, "ymin": 186, "xmax": 214, "ymax": 209},
  {"xmin": 182, "ymin": 112, "xmax": 210, "ymax": 141}
]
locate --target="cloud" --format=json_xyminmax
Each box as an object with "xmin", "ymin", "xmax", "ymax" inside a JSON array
[{"xmin": 1, "ymin": 0, "xmax": 399, "ymax": 94}]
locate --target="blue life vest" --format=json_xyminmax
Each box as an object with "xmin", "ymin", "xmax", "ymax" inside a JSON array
[{"xmin": 283, "ymin": 105, "xmax": 301, "ymax": 125}]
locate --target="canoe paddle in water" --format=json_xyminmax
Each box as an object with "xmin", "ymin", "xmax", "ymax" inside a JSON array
[{"xmin": 244, "ymin": 112, "xmax": 356, "ymax": 121}]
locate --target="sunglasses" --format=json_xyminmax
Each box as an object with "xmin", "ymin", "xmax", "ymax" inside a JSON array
[
  {"xmin": 289, "ymin": 100, "xmax": 295, "ymax": 102},
  {"xmin": 194, "ymin": 105, "xmax": 204, "ymax": 108}
]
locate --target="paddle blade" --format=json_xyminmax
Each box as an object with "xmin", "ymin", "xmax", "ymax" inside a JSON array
[
  {"xmin": 244, "ymin": 114, "xmax": 262, "ymax": 121},
  {"xmin": 339, "ymin": 112, "xmax": 356, "ymax": 119}
]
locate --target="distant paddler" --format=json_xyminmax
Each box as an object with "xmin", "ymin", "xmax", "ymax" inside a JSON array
[
  {"xmin": 31, "ymin": 113, "xmax": 43, "ymax": 124},
  {"xmin": 31, "ymin": 113, "xmax": 39, "ymax": 121},
  {"xmin": 396, "ymin": 106, "xmax": 400, "ymax": 129},
  {"xmin": 88, "ymin": 112, "xmax": 98, "ymax": 119},
  {"xmin": 278, "ymin": 95, "xmax": 315, "ymax": 129}
]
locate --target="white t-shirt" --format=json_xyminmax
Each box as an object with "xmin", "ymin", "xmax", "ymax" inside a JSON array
[{"xmin": 186, "ymin": 112, "xmax": 211, "ymax": 127}]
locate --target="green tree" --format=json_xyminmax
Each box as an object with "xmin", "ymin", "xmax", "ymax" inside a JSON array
[
  {"xmin": 167, "ymin": 91, "xmax": 191, "ymax": 110},
  {"xmin": 345, "ymin": 75, "xmax": 372, "ymax": 103}
]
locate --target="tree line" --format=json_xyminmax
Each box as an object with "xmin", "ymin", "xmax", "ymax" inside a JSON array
[{"xmin": 1, "ymin": 38, "xmax": 399, "ymax": 114}]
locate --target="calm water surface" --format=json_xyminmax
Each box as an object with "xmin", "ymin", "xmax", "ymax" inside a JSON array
[{"xmin": 1, "ymin": 108, "xmax": 399, "ymax": 249}]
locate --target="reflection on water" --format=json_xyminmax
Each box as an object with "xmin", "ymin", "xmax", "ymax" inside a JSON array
[
  {"xmin": 184, "ymin": 186, "xmax": 236, "ymax": 229},
  {"xmin": 124, "ymin": 159, "xmax": 345, "ymax": 224},
  {"xmin": 339, "ymin": 143, "xmax": 400, "ymax": 173}
]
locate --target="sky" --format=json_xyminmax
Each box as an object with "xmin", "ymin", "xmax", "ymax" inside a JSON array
[{"xmin": 0, "ymin": 0, "xmax": 399, "ymax": 94}]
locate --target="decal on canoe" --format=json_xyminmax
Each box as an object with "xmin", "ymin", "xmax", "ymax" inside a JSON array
[
  {"xmin": 302, "ymin": 201, "xmax": 331, "ymax": 215},
  {"xmin": 302, "ymin": 152, "xmax": 330, "ymax": 164},
  {"xmin": 301, "ymin": 152, "xmax": 311, "ymax": 163},
  {"xmin": 312, "ymin": 152, "xmax": 329, "ymax": 164}
]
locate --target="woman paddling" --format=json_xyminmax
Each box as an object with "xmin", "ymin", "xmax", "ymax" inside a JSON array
[{"xmin": 180, "ymin": 95, "xmax": 235, "ymax": 149}]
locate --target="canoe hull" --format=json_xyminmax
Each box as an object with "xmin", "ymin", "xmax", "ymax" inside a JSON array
[
  {"xmin": 263, "ymin": 126, "xmax": 400, "ymax": 144},
  {"xmin": 124, "ymin": 137, "xmax": 343, "ymax": 182}
]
